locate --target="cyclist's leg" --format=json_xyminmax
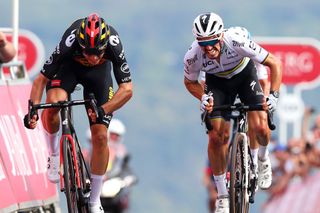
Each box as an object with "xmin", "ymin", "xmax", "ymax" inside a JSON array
[
  {"xmin": 42, "ymin": 61, "xmax": 78, "ymax": 182},
  {"xmin": 239, "ymin": 61, "xmax": 272, "ymax": 189},
  {"xmin": 206, "ymin": 72, "xmax": 241, "ymax": 211},
  {"xmin": 248, "ymin": 78, "xmax": 270, "ymax": 168},
  {"xmin": 81, "ymin": 62, "xmax": 113, "ymax": 210}
]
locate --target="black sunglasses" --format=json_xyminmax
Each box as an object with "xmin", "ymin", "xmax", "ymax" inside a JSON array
[{"xmin": 83, "ymin": 48, "xmax": 105, "ymax": 56}]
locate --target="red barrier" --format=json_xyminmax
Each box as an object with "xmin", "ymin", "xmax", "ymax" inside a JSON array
[{"xmin": 0, "ymin": 81, "xmax": 58, "ymax": 212}]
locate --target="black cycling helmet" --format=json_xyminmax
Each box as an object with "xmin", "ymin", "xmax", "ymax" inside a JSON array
[{"xmin": 77, "ymin": 13, "xmax": 110, "ymax": 54}]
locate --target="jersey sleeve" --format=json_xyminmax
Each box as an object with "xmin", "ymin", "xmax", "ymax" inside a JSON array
[
  {"xmin": 40, "ymin": 20, "xmax": 81, "ymax": 79},
  {"xmin": 183, "ymin": 41, "xmax": 202, "ymax": 81},
  {"xmin": 106, "ymin": 26, "xmax": 131, "ymax": 84},
  {"xmin": 233, "ymin": 36, "xmax": 269, "ymax": 64}
]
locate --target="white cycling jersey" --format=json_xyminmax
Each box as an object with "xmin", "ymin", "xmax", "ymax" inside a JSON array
[{"xmin": 184, "ymin": 27, "xmax": 269, "ymax": 81}]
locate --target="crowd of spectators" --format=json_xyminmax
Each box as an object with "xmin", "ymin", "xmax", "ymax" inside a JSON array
[{"xmin": 264, "ymin": 106, "xmax": 320, "ymax": 205}]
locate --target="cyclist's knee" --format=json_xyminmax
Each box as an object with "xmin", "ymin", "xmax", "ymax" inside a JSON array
[
  {"xmin": 208, "ymin": 130, "xmax": 225, "ymax": 147},
  {"xmin": 92, "ymin": 131, "xmax": 108, "ymax": 147}
]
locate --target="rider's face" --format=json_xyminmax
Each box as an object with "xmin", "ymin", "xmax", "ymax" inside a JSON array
[
  {"xmin": 83, "ymin": 51, "xmax": 104, "ymax": 65},
  {"xmin": 197, "ymin": 33, "xmax": 223, "ymax": 59}
]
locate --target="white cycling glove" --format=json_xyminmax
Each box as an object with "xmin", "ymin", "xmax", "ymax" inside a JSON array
[
  {"xmin": 200, "ymin": 94, "xmax": 213, "ymax": 112},
  {"xmin": 266, "ymin": 92, "xmax": 279, "ymax": 112}
]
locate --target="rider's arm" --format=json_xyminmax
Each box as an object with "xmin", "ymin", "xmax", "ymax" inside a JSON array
[
  {"xmin": 29, "ymin": 73, "xmax": 49, "ymax": 104},
  {"xmin": 262, "ymin": 53, "xmax": 282, "ymax": 93},
  {"xmin": 102, "ymin": 81, "xmax": 133, "ymax": 114},
  {"xmin": 101, "ymin": 26, "xmax": 133, "ymax": 114},
  {"xmin": 184, "ymin": 77, "xmax": 204, "ymax": 101}
]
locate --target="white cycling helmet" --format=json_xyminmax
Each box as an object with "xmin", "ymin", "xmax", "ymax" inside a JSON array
[
  {"xmin": 193, "ymin": 12, "xmax": 224, "ymax": 38},
  {"xmin": 108, "ymin": 118, "xmax": 126, "ymax": 136},
  {"xmin": 228, "ymin": 26, "xmax": 251, "ymax": 39}
]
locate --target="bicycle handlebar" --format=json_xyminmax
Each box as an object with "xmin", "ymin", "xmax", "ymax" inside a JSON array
[
  {"xmin": 27, "ymin": 93, "xmax": 99, "ymax": 119},
  {"xmin": 205, "ymin": 103, "xmax": 276, "ymax": 130}
]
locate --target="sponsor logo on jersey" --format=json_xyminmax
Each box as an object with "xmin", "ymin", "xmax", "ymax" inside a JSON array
[
  {"xmin": 232, "ymin": 40, "xmax": 245, "ymax": 47},
  {"xmin": 120, "ymin": 62, "xmax": 129, "ymax": 73},
  {"xmin": 248, "ymin": 40, "xmax": 257, "ymax": 51},
  {"xmin": 121, "ymin": 76, "xmax": 131, "ymax": 83},
  {"xmin": 186, "ymin": 54, "xmax": 198, "ymax": 65},
  {"xmin": 250, "ymin": 80, "xmax": 256, "ymax": 91},
  {"xmin": 119, "ymin": 49, "xmax": 125, "ymax": 60},
  {"xmin": 65, "ymin": 29, "xmax": 77, "ymax": 47},
  {"xmin": 109, "ymin": 35, "xmax": 120, "ymax": 46},
  {"xmin": 45, "ymin": 55, "xmax": 53, "ymax": 65},
  {"xmin": 108, "ymin": 86, "xmax": 114, "ymax": 101},
  {"xmin": 203, "ymin": 60, "xmax": 218, "ymax": 68},
  {"xmin": 51, "ymin": 80, "xmax": 61, "ymax": 87}
]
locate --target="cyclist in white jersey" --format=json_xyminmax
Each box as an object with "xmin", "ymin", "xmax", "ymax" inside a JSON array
[
  {"xmin": 200, "ymin": 26, "xmax": 272, "ymax": 190},
  {"xmin": 184, "ymin": 13, "xmax": 282, "ymax": 212}
]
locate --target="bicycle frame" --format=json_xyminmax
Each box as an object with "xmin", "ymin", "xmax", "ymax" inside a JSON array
[
  {"xmin": 206, "ymin": 103, "xmax": 275, "ymax": 213},
  {"xmin": 27, "ymin": 94, "xmax": 99, "ymax": 213}
]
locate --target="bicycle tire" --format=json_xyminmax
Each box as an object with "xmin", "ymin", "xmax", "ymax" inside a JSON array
[
  {"xmin": 229, "ymin": 133, "xmax": 250, "ymax": 213},
  {"xmin": 63, "ymin": 136, "xmax": 78, "ymax": 213},
  {"xmin": 74, "ymin": 133, "xmax": 90, "ymax": 212}
]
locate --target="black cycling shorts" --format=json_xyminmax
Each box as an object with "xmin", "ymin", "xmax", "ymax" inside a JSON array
[
  {"xmin": 205, "ymin": 60, "xmax": 264, "ymax": 120},
  {"xmin": 45, "ymin": 60, "xmax": 113, "ymax": 127}
]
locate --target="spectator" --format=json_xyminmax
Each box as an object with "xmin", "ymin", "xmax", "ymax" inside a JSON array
[{"xmin": 0, "ymin": 31, "xmax": 16, "ymax": 63}]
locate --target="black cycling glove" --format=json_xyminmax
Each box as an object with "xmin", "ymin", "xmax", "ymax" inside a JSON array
[
  {"xmin": 97, "ymin": 106, "xmax": 107, "ymax": 123},
  {"xmin": 23, "ymin": 111, "xmax": 39, "ymax": 129}
]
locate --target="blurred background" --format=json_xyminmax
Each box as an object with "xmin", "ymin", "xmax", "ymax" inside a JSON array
[{"xmin": 1, "ymin": 0, "xmax": 320, "ymax": 212}]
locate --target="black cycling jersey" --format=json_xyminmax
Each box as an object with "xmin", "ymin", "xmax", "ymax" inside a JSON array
[
  {"xmin": 41, "ymin": 19, "xmax": 131, "ymax": 85},
  {"xmin": 40, "ymin": 18, "xmax": 131, "ymax": 126}
]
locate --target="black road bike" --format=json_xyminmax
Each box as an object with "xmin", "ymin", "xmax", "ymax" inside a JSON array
[
  {"xmin": 203, "ymin": 103, "xmax": 275, "ymax": 213},
  {"xmin": 27, "ymin": 93, "xmax": 100, "ymax": 213}
]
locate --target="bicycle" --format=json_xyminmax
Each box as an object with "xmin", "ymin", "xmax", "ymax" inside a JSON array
[
  {"xmin": 26, "ymin": 93, "xmax": 100, "ymax": 213},
  {"xmin": 202, "ymin": 102, "xmax": 275, "ymax": 213}
]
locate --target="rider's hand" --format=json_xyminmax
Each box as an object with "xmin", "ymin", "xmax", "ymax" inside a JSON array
[
  {"xmin": 266, "ymin": 93, "xmax": 278, "ymax": 112},
  {"xmin": 88, "ymin": 106, "xmax": 107, "ymax": 123},
  {"xmin": 23, "ymin": 111, "xmax": 39, "ymax": 129},
  {"xmin": 201, "ymin": 94, "xmax": 214, "ymax": 113}
]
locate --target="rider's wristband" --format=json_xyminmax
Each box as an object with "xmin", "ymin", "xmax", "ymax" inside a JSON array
[{"xmin": 270, "ymin": 91, "xmax": 279, "ymax": 98}]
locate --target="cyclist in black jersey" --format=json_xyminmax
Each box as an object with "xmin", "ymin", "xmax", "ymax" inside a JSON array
[{"xmin": 23, "ymin": 13, "xmax": 133, "ymax": 213}]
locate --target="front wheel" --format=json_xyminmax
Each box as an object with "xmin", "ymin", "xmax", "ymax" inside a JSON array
[
  {"xmin": 229, "ymin": 134, "xmax": 250, "ymax": 213},
  {"xmin": 63, "ymin": 137, "xmax": 78, "ymax": 213}
]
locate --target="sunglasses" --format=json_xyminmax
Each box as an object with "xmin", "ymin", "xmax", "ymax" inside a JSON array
[
  {"xmin": 83, "ymin": 48, "xmax": 105, "ymax": 56},
  {"xmin": 198, "ymin": 38, "xmax": 220, "ymax": 47}
]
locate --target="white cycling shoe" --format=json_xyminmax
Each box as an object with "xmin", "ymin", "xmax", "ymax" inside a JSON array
[
  {"xmin": 215, "ymin": 195, "xmax": 229, "ymax": 213},
  {"xmin": 258, "ymin": 157, "xmax": 272, "ymax": 189},
  {"xmin": 89, "ymin": 203, "xmax": 104, "ymax": 213},
  {"xmin": 47, "ymin": 155, "xmax": 60, "ymax": 183}
]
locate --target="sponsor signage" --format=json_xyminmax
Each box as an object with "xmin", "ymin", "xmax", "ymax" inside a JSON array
[
  {"xmin": 5, "ymin": 29, "xmax": 45, "ymax": 78},
  {"xmin": 256, "ymin": 37, "xmax": 320, "ymax": 86}
]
